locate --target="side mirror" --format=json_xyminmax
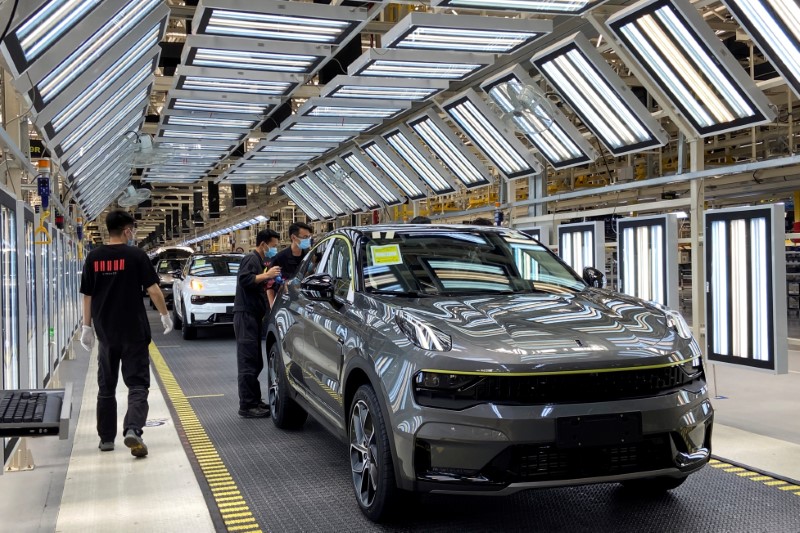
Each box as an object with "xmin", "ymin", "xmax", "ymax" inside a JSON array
[
  {"xmin": 300, "ymin": 274, "xmax": 335, "ymax": 301},
  {"xmin": 171, "ymin": 270, "xmax": 183, "ymax": 280},
  {"xmin": 582, "ymin": 267, "xmax": 605, "ymax": 288}
]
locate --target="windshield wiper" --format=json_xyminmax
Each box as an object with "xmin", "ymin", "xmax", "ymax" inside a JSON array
[{"xmin": 366, "ymin": 289, "xmax": 427, "ymax": 297}]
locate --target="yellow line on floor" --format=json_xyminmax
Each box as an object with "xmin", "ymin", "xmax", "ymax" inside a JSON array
[
  {"xmin": 150, "ymin": 343, "xmax": 263, "ymax": 533},
  {"xmin": 713, "ymin": 459, "xmax": 800, "ymax": 495}
]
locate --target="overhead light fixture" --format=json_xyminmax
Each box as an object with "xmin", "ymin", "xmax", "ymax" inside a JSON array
[
  {"xmin": 25, "ymin": 0, "xmax": 167, "ymax": 107},
  {"xmin": 312, "ymin": 167, "xmax": 365, "ymax": 213},
  {"xmin": 270, "ymin": 132, "xmax": 354, "ymax": 143},
  {"xmin": 442, "ymin": 89, "xmax": 543, "ymax": 179},
  {"xmin": 301, "ymin": 175, "xmax": 348, "ymax": 217},
  {"xmin": 348, "ymin": 49, "xmax": 493, "ymax": 80},
  {"xmin": 720, "ymin": 0, "xmax": 800, "ymax": 100},
  {"xmin": 163, "ymin": 115, "xmax": 257, "ymax": 129},
  {"xmin": 155, "ymin": 141, "xmax": 235, "ymax": 152},
  {"xmin": 382, "ymin": 12, "xmax": 551, "ymax": 53},
  {"xmin": 557, "ymin": 221, "xmax": 605, "ymax": 277},
  {"xmin": 429, "ymin": 0, "xmax": 606, "ymax": 15},
  {"xmin": 481, "ymin": 65, "xmax": 598, "ymax": 169},
  {"xmin": 159, "ymin": 128, "xmax": 247, "ymax": 142},
  {"xmin": 194, "ymin": 0, "xmax": 366, "ymax": 44},
  {"xmin": 324, "ymin": 159, "xmax": 381, "ymax": 210},
  {"xmin": 167, "ymin": 90, "xmax": 276, "ymax": 115},
  {"xmin": 174, "ymin": 66, "xmax": 298, "ymax": 96},
  {"xmin": 320, "ymin": 75, "xmax": 448, "ymax": 101},
  {"xmin": 297, "ymin": 97, "xmax": 412, "ymax": 119},
  {"xmin": 408, "ymin": 111, "xmax": 491, "ymax": 188},
  {"xmin": 184, "ymin": 35, "xmax": 330, "ymax": 74},
  {"xmin": 279, "ymin": 183, "xmax": 323, "ymax": 221},
  {"xmin": 362, "ymin": 139, "xmax": 429, "ymax": 200},
  {"xmin": 532, "ymin": 32, "xmax": 669, "ymax": 156},
  {"xmin": 341, "ymin": 151, "xmax": 404, "ymax": 206},
  {"xmin": 383, "ymin": 127, "xmax": 457, "ymax": 194},
  {"xmin": 705, "ymin": 205, "xmax": 787, "ymax": 373},
  {"xmin": 255, "ymin": 142, "xmax": 331, "ymax": 155},
  {"xmin": 281, "ymin": 115, "xmax": 381, "ymax": 133},
  {"xmin": 607, "ymin": 0, "xmax": 776, "ymax": 136},
  {"xmin": 617, "ymin": 214, "xmax": 678, "ymax": 309},
  {"xmin": 289, "ymin": 179, "xmax": 335, "ymax": 220}
]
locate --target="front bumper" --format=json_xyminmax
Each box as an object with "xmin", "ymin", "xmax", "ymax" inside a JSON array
[
  {"xmin": 391, "ymin": 385, "xmax": 713, "ymax": 493},
  {"xmin": 187, "ymin": 300, "xmax": 235, "ymax": 327}
]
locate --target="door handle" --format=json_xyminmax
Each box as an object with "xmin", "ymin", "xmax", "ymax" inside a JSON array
[{"xmin": 337, "ymin": 337, "xmax": 345, "ymax": 345}]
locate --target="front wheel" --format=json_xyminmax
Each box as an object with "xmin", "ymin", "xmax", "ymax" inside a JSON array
[
  {"xmin": 620, "ymin": 475, "xmax": 688, "ymax": 493},
  {"xmin": 172, "ymin": 299, "xmax": 182, "ymax": 329},
  {"xmin": 349, "ymin": 385, "xmax": 397, "ymax": 522},
  {"xmin": 181, "ymin": 302, "xmax": 196, "ymax": 340},
  {"xmin": 267, "ymin": 345, "xmax": 307, "ymax": 429}
]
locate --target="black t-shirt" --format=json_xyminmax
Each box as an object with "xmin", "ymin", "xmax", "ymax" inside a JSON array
[
  {"xmin": 271, "ymin": 246, "xmax": 305, "ymax": 281},
  {"xmin": 233, "ymin": 251, "xmax": 268, "ymax": 316},
  {"xmin": 80, "ymin": 244, "xmax": 159, "ymax": 345}
]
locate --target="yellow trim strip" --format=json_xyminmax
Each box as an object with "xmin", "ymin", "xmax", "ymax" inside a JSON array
[
  {"xmin": 150, "ymin": 342, "xmax": 262, "ymax": 532},
  {"xmin": 420, "ymin": 356, "xmax": 695, "ymax": 377}
]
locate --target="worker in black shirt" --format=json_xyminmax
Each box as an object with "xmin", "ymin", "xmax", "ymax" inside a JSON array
[
  {"xmin": 270, "ymin": 221, "xmax": 313, "ymax": 281},
  {"xmin": 233, "ymin": 229, "xmax": 281, "ymax": 418},
  {"xmin": 79, "ymin": 210, "xmax": 173, "ymax": 458}
]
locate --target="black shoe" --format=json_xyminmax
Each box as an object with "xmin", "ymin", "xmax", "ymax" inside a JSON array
[
  {"xmin": 124, "ymin": 430, "xmax": 148, "ymax": 458},
  {"xmin": 98, "ymin": 441, "xmax": 114, "ymax": 452},
  {"xmin": 238, "ymin": 406, "xmax": 270, "ymax": 418},
  {"xmin": 258, "ymin": 401, "xmax": 269, "ymax": 410}
]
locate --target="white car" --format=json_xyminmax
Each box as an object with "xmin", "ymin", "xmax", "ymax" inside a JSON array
[{"xmin": 172, "ymin": 253, "xmax": 244, "ymax": 340}]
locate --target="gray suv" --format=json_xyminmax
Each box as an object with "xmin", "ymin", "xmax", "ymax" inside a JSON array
[{"xmin": 266, "ymin": 225, "xmax": 712, "ymax": 522}]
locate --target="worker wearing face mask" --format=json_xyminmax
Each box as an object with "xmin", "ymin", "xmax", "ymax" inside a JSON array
[
  {"xmin": 269, "ymin": 221, "xmax": 313, "ymax": 282},
  {"xmin": 233, "ymin": 228, "xmax": 282, "ymax": 418}
]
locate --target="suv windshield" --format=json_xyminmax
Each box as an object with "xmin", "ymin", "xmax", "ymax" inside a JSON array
[
  {"xmin": 157, "ymin": 260, "xmax": 184, "ymax": 274},
  {"xmin": 362, "ymin": 230, "xmax": 585, "ymax": 295},
  {"xmin": 189, "ymin": 256, "xmax": 241, "ymax": 277}
]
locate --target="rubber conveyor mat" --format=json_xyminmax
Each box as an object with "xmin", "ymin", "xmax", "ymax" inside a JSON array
[{"xmin": 148, "ymin": 314, "xmax": 800, "ymax": 533}]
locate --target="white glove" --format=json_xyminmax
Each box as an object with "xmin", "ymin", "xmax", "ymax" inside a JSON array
[
  {"xmin": 80, "ymin": 325, "xmax": 95, "ymax": 352},
  {"xmin": 161, "ymin": 314, "xmax": 174, "ymax": 335}
]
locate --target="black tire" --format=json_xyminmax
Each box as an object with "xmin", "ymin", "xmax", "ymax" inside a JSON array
[
  {"xmin": 267, "ymin": 344, "xmax": 307, "ymax": 429},
  {"xmin": 181, "ymin": 303, "xmax": 196, "ymax": 340},
  {"xmin": 620, "ymin": 475, "xmax": 688, "ymax": 493},
  {"xmin": 172, "ymin": 300, "xmax": 182, "ymax": 329},
  {"xmin": 349, "ymin": 385, "xmax": 398, "ymax": 522}
]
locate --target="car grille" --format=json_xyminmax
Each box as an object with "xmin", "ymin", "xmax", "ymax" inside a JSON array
[
  {"xmin": 213, "ymin": 313, "xmax": 234, "ymax": 323},
  {"xmin": 414, "ymin": 365, "xmax": 701, "ymax": 409},
  {"xmin": 202, "ymin": 296, "xmax": 235, "ymax": 304},
  {"xmin": 481, "ymin": 434, "xmax": 674, "ymax": 483}
]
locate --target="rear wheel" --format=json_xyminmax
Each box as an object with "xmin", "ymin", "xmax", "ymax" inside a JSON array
[
  {"xmin": 620, "ymin": 475, "xmax": 688, "ymax": 493},
  {"xmin": 181, "ymin": 302, "xmax": 196, "ymax": 340},
  {"xmin": 349, "ymin": 385, "xmax": 397, "ymax": 522},
  {"xmin": 267, "ymin": 345, "xmax": 307, "ymax": 429}
]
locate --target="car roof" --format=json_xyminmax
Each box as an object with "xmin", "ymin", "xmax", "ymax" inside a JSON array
[{"xmin": 344, "ymin": 224, "xmax": 510, "ymax": 235}]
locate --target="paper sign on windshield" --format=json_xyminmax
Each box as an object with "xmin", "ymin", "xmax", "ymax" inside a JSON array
[{"xmin": 370, "ymin": 244, "xmax": 403, "ymax": 266}]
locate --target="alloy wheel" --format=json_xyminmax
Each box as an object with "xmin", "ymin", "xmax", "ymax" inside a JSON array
[
  {"xmin": 350, "ymin": 399, "xmax": 379, "ymax": 508},
  {"xmin": 268, "ymin": 351, "xmax": 281, "ymax": 416}
]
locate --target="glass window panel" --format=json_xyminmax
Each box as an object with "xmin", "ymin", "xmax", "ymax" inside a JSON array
[
  {"xmin": 26, "ymin": 220, "xmax": 37, "ymax": 387},
  {"xmin": 1, "ymin": 206, "xmax": 19, "ymax": 390}
]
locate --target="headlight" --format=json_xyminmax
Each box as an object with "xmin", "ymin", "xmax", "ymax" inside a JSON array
[
  {"xmin": 189, "ymin": 279, "xmax": 204, "ymax": 291},
  {"xmin": 395, "ymin": 311, "xmax": 452, "ymax": 352},
  {"xmin": 665, "ymin": 309, "xmax": 693, "ymax": 339},
  {"xmin": 413, "ymin": 371, "xmax": 483, "ymax": 409}
]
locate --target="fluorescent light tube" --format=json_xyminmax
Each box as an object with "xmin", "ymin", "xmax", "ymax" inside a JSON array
[
  {"xmin": 349, "ymin": 49, "xmax": 493, "ymax": 80},
  {"xmin": 341, "ymin": 151, "xmax": 403, "ymax": 206},
  {"xmin": 383, "ymin": 127, "xmax": 456, "ymax": 194},
  {"xmin": 430, "ymin": 0, "xmax": 604, "ymax": 15},
  {"xmin": 280, "ymin": 183, "xmax": 323, "ymax": 221},
  {"xmin": 325, "ymin": 160, "xmax": 380, "ymax": 210},
  {"xmin": 289, "ymin": 179, "xmax": 334, "ymax": 219}
]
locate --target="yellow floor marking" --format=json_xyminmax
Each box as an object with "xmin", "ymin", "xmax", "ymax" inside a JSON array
[
  {"xmin": 749, "ymin": 476, "xmax": 773, "ymax": 481},
  {"xmin": 778, "ymin": 485, "xmax": 800, "ymax": 491},
  {"xmin": 736, "ymin": 472, "xmax": 759, "ymax": 477},
  {"xmin": 150, "ymin": 343, "xmax": 262, "ymax": 532},
  {"xmin": 764, "ymin": 480, "xmax": 788, "ymax": 486},
  {"xmin": 723, "ymin": 467, "xmax": 745, "ymax": 473},
  {"xmin": 710, "ymin": 463, "xmax": 731, "ymax": 468}
]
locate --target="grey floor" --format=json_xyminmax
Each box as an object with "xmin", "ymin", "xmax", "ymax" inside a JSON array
[{"xmin": 151, "ymin": 313, "xmax": 800, "ymax": 533}]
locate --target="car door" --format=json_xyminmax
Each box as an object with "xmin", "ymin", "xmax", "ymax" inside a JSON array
[{"xmin": 301, "ymin": 236, "xmax": 356, "ymax": 424}]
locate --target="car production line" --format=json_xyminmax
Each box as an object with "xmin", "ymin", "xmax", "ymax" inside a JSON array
[{"xmin": 146, "ymin": 313, "xmax": 800, "ymax": 533}]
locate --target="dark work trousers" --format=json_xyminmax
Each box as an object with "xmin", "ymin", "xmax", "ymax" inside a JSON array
[
  {"xmin": 234, "ymin": 311, "xmax": 265, "ymax": 410},
  {"xmin": 96, "ymin": 341, "xmax": 151, "ymax": 441}
]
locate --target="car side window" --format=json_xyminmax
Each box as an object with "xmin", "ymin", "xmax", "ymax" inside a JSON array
[
  {"xmin": 323, "ymin": 238, "xmax": 353, "ymax": 301},
  {"xmin": 297, "ymin": 239, "xmax": 332, "ymax": 280}
]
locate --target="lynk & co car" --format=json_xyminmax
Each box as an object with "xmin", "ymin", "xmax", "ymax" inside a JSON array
[{"xmin": 265, "ymin": 225, "xmax": 713, "ymax": 521}]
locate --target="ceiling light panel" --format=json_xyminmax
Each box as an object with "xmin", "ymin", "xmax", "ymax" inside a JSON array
[
  {"xmin": 382, "ymin": 12, "xmax": 551, "ymax": 53},
  {"xmin": 155, "ymin": 141, "xmax": 235, "ymax": 153},
  {"xmin": 167, "ymin": 89, "xmax": 277, "ymax": 115},
  {"xmin": 531, "ymin": 33, "xmax": 669, "ymax": 156},
  {"xmin": 158, "ymin": 129, "xmax": 247, "ymax": 142},
  {"xmin": 341, "ymin": 151, "xmax": 404, "ymax": 206},
  {"xmin": 721, "ymin": 0, "xmax": 800, "ymax": 99},
  {"xmin": 174, "ymin": 66, "xmax": 299, "ymax": 96},
  {"xmin": 430, "ymin": 0, "xmax": 606, "ymax": 15},
  {"xmin": 407, "ymin": 111, "xmax": 492, "ymax": 188},
  {"xmin": 281, "ymin": 115, "xmax": 381, "ymax": 134},
  {"xmin": 184, "ymin": 35, "xmax": 330, "ymax": 74},
  {"xmin": 300, "ymin": 175, "xmax": 348, "ymax": 217},
  {"xmin": 290, "ymin": 179, "xmax": 335, "ymax": 220},
  {"xmin": 607, "ymin": 0, "xmax": 776, "ymax": 136},
  {"xmin": 270, "ymin": 132, "xmax": 355, "ymax": 143},
  {"xmin": 298, "ymin": 97, "xmax": 412, "ymax": 119},
  {"xmin": 442, "ymin": 89, "xmax": 543, "ymax": 179},
  {"xmin": 362, "ymin": 139, "xmax": 428, "ymax": 200},
  {"xmin": 163, "ymin": 115, "xmax": 258, "ymax": 129},
  {"xmin": 348, "ymin": 49, "xmax": 493, "ymax": 80},
  {"xmin": 19, "ymin": 0, "xmax": 167, "ymax": 109},
  {"xmin": 481, "ymin": 65, "xmax": 598, "ymax": 169},
  {"xmin": 325, "ymin": 159, "xmax": 381, "ymax": 210},
  {"xmin": 279, "ymin": 183, "xmax": 323, "ymax": 221},
  {"xmin": 255, "ymin": 142, "xmax": 332, "ymax": 155},
  {"xmin": 194, "ymin": 0, "xmax": 367, "ymax": 44},
  {"xmin": 312, "ymin": 167, "xmax": 366, "ymax": 213},
  {"xmin": 320, "ymin": 75, "xmax": 448, "ymax": 101},
  {"xmin": 383, "ymin": 126, "xmax": 458, "ymax": 194}
]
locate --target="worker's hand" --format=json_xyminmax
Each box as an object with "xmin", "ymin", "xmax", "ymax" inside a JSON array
[
  {"xmin": 80, "ymin": 326, "xmax": 95, "ymax": 352},
  {"xmin": 265, "ymin": 265, "xmax": 281, "ymax": 279},
  {"xmin": 161, "ymin": 314, "xmax": 174, "ymax": 335}
]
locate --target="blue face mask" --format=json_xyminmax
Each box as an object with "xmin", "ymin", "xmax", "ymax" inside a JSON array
[
  {"xmin": 126, "ymin": 228, "xmax": 136, "ymax": 247},
  {"xmin": 266, "ymin": 247, "xmax": 278, "ymax": 258},
  {"xmin": 299, "ymin": 238, "xmax": 311, "ymax": 250}
]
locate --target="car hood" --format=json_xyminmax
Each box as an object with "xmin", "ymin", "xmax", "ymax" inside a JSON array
[
  {"xmin": 391, "ymin": 290, "xmax": 688, "ymax": 370},
  {"xmin": 186, "ymin": 276, "xmax": 237, "ymax": 295}
]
